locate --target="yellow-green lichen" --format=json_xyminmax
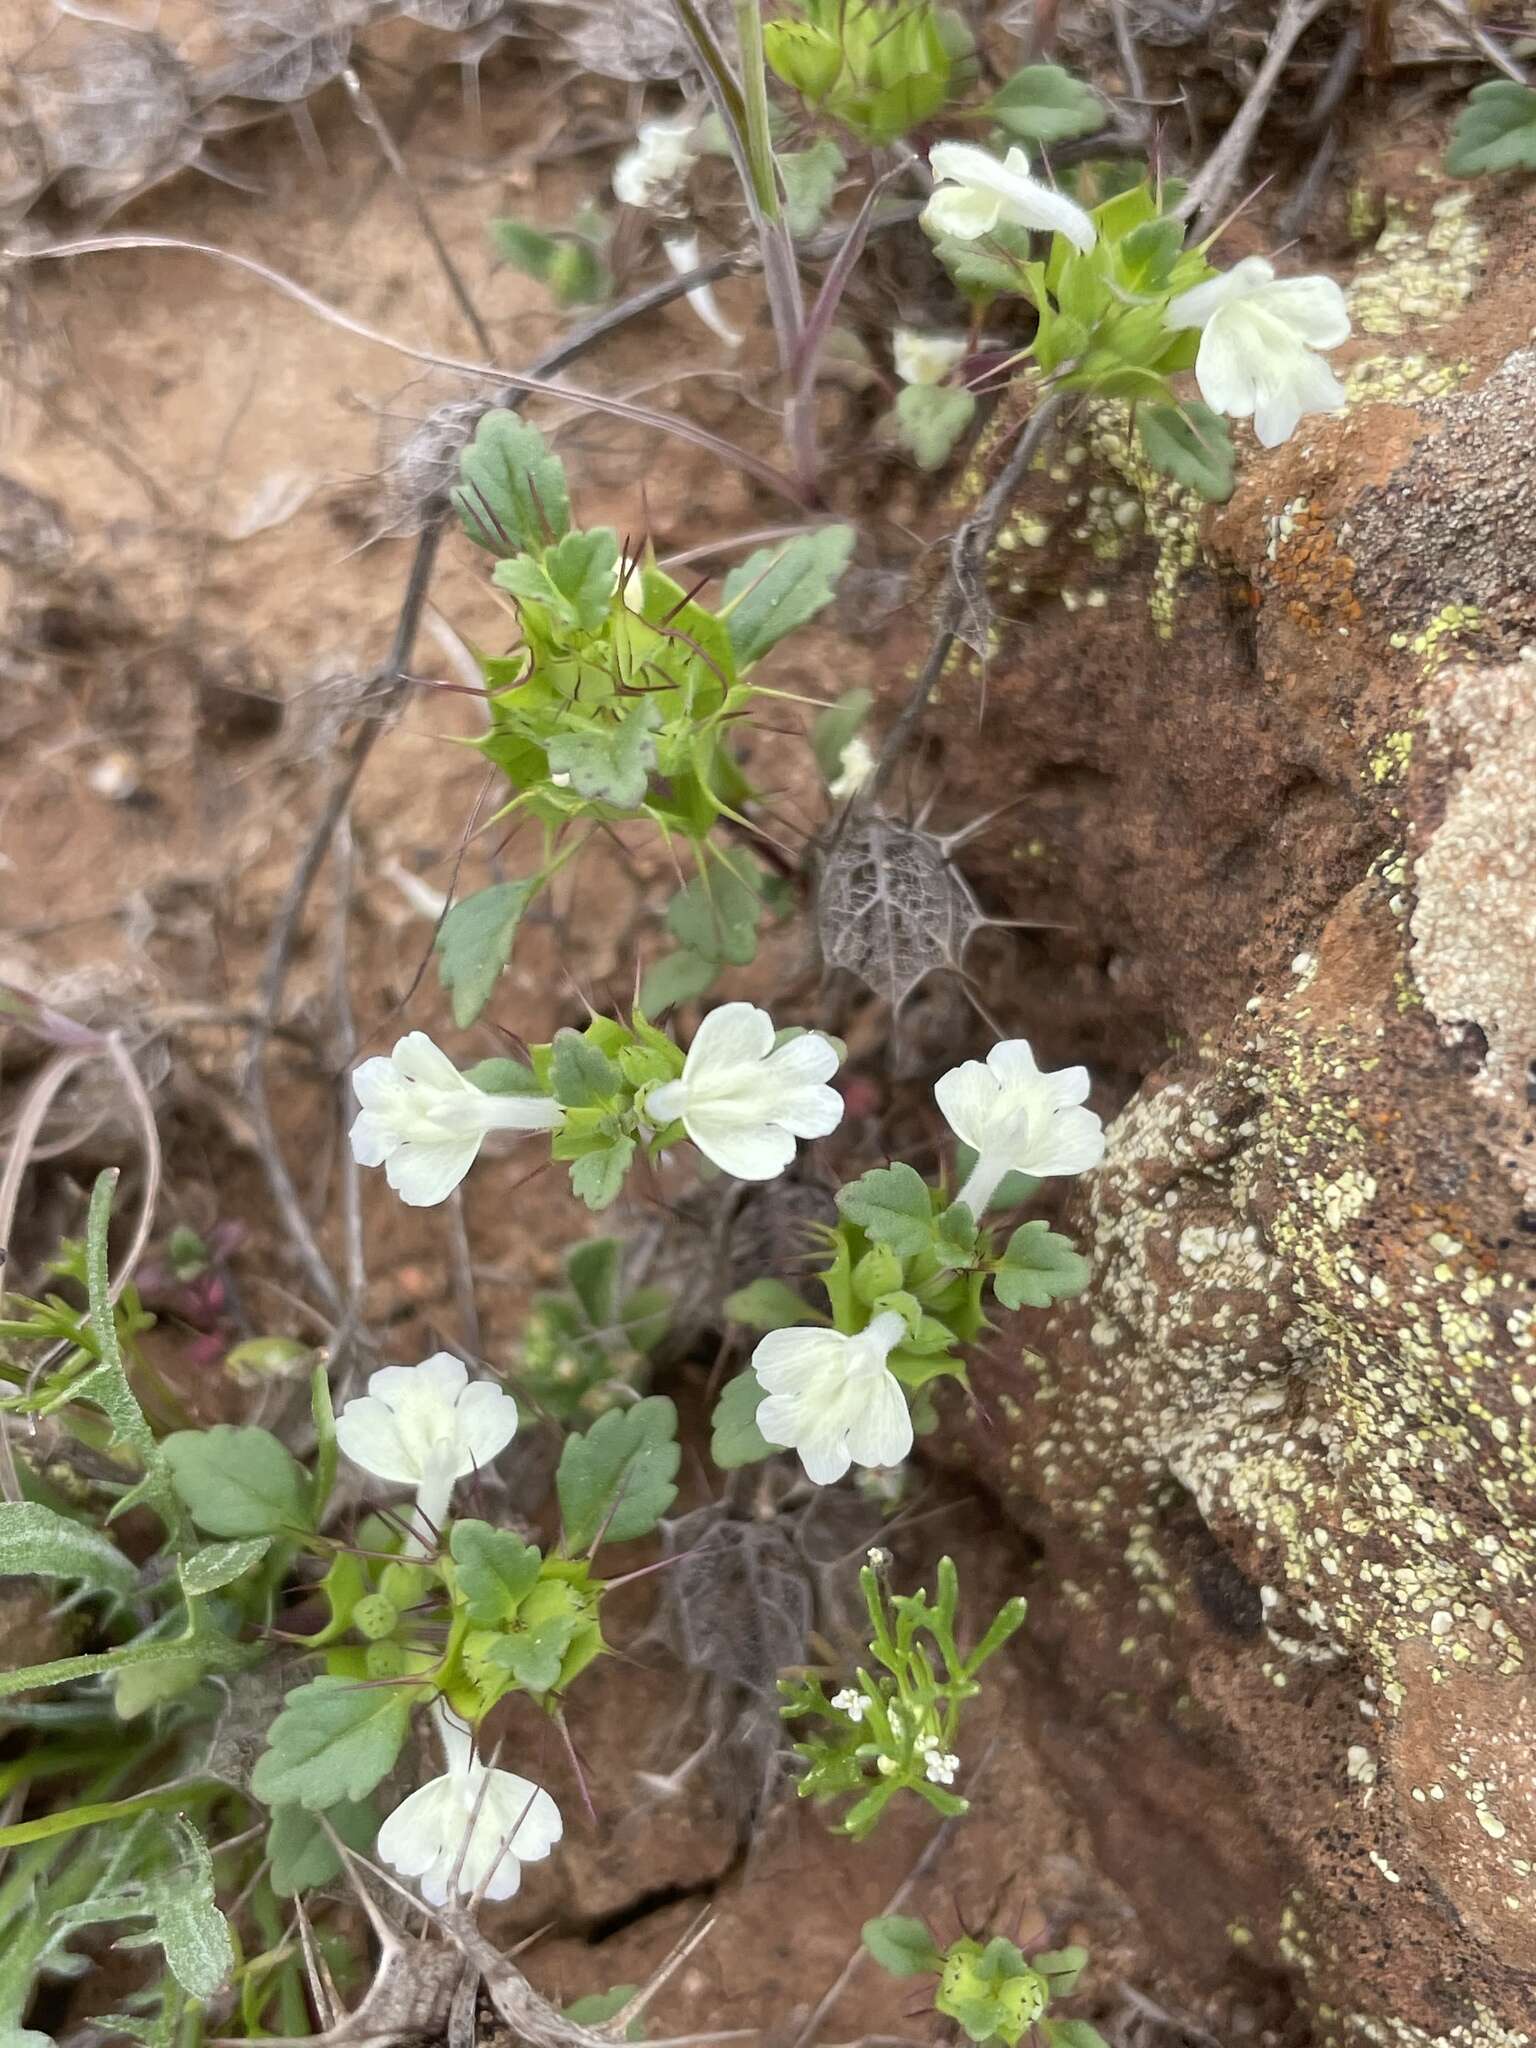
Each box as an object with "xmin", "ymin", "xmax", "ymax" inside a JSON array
[{"xmin": 1349, "ymin": 192, "xmax": 1485, "ymax": 339}]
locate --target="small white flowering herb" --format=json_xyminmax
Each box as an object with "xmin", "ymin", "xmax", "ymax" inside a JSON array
[{"xmin": 780, "ymin": 1555, "xmax": 1027, "ymax": 1837}]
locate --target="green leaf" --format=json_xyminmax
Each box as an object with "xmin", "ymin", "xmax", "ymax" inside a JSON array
[
  {"xmin": 620, "ymin": 1284, "xmax": 670, "ymax": 1355},
  {"xmin": 550, "ymin": 1027, "xmax": 623, "ymax": 1107},
  {"xmin": 0, "ymin": 1500, "xmax": 138, "ymax": 1606},
  {"xmin": 639, "ymin": 946, "xmax": 718, "ymax": 1016},
  {"xmin": 545, "ymin": 701, "xmax": 660, "ymax": 808},
  {"xmin": 557, "ymin": 1395, "xmax": 680, "ymax": 1551},
  {"xmin": 836, "ymin": 1163, "xmax": 936, "ymax": 1257},
  {"xmin": 178, "ymin": 1537, "xmax": 271, "ymax": 1598},
  {"xmin": 709, "ymin": 1371, "xmax": 774, "ymax": 1468},
  {"xmin": 435, "ymin": 879, "xmax": 539, "ymax": 1028},
  {"xmin": 721, "ymin": 526, "xmax": 855, "ymax": 667},
  {"xmin": 495, "ymin": 527, "xmax": 619, "ymax": 634},
  {"xmin": 563, "ymin": 1986, "xmax": 645, "ymax": 2038},
  {"xmin": 935, "ymin": 1201, "xmax": 978, "ymax": 1257},
  {"xmin": 491, "ymin": 221, "xmax": 608, "ymax": 304},
  {"xmin": 251, "ymin": 1676, "xmax": 422, "ymax": 1811},
  {"xmin": 1033, "ymin": 1946, "xmax": 1087, "ymax": 1995},
  {"xmin": 566, "ymin": 1236, "xmax": 619, "ymax": 1328},
  {"xmin": 993, "ymin": 1220, "xmax": 1091, "ymax": 1311},
  {"xmin": 989, "ymin": 64, "xmax": 1104, "ymax": 146},
  {"xmin": 893, "ymin": 384, "xmax": 976, "ymax": 471},
  {"xmin": 449, "ymin": 1520, "xmax": 543, "ymax": 1625},
  {"xmin": 1042, "ymin": 2024, "xmax": 1111, "ymax": 2048},
  {"xmin": 1446, "ymin": 78, "xmax": 1536, "ymax": 176},
  {"xmin": 456, "ymin": 408, "xmax": 570, "ymax": 554},
  {"xmin": 151, "ymin": 1819, "xmax": 235, "ymax": 1999},
  {"xmin": 492, "ymin": 1607, "xmax": 580, "ymax": 1692},
  {"xmin": 1138, "ymin": 399, "xmax": 1235, "ymax": 503},
  {"xmin": 267, "ymin": 1797, "xmax": 378, "ymax": 1899},
  {"xmin": 779, "ymin": 139, "xmax": 845, "ymax": 234},
  {"xmin": 811, "ymin": 687, "xmax": 872, "ymax": 784},
  {"xmin": 464, "ymin": 1055, "xmax": 546, "ymax": 1097},
  {"xmin": 163, "ymin": 1426, "xmax": 310, "ymax": 1539},
  {"xmin": 862, "ymin": 1914, "xmax": 941, "ymax": 1977},
  {"xmin": 723, "ymin": 1278, "xmax": 819, "ymax": 1330},
  {"xmin": 666, "ymin": 859, "xmax": 765, "ymax": 967},
  {"xmin": 570, "ymin": 1137, "xmax": 635, "ymax": 1211}
]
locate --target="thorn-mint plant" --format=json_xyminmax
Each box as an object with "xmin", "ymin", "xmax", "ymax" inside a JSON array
[
  {"xmin": 862, "ymin": 1914, "xmax": 1108, "ymax": 2048},
  {"xmin": 441, "ymin": 408, "xmax": 853, "ymax": 1024},
  {"xmin": 779, "ymin": 1554, "xmax": 1026, "ymax": 1837}
]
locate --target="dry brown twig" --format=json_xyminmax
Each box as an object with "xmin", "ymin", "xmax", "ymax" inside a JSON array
[{"xmin": 1176, "ymin": 0, "xmax": 1335, "ymax": 238}]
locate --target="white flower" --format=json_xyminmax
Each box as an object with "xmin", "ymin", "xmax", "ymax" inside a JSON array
[
  {"xmin": 612, "ymin": 114, "xmax": 698, "ymax": 211},
  {"xmin": 922, "ymin": 143, "xmax": 1095, "ymax": 254},
  {"xmin": 378, "ymin": 1701, "xmax": 562, "ymax": 1905},
  {"xmin": 662, "ymin": 232, "xmax": 742, "ymax": 349},
  {"xmin": 866, "ymin": 1545, "xmax": 892, "ymax": 1570},
  {"xmin": 937, "ymin": 1037, "xmax": 1105, "ymax": 1218},
  {"xmin": 350, "ymin": 1032, "xmax": 563, "ymax": 1208},
  {"xmin": 1165, "ymin": 256, "xmax": 1350, "ymax": 448},
  {"xmin": 647, "ymin": 1002, "xmax": 843, "ymax": 1181},
  {"xmin": 751, "ymin": 1310, "xmax": 912, "ymax": 1486},
  {"xmin": 335, "ymin": 1352, "xmax": 520, "ymax": 1550},
  {"xmin": 892, "ymin": 329, "xmax": 969, "ymax": 388},
  {"xmin": 832, "ymin": 1687, "xmax": 867, "ymax": 1723},
  {"xmin": 828, "ymin": 733, "xmax": 876, "ymax": 802},
  {"xmin": 924, "ymin": 1749, "xmax": 960, "ymax": 1786}
]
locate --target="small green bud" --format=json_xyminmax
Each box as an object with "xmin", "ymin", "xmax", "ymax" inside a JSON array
[
  {"xmin": 853, "ymin": 1245, "xmax": 905, "ymax": 1305},
  {"xmin": 764, "ymin": 20, "xmax": 843, "ymax": 103},
  {"xmin": 225, "ymin": 1336, "xmax": 316, "ymax": 1384},
  {"xmin": 379, "ymin": 1561, "xmax": 430, "ymax": 1610},
  {"xmin": 994, "ymin": 1971, "xmax": 1049, "ymax": 2042},
  {"xmin": 365, "ymin": 1639, "xmax": 408, "ymax": 1679},
  {"xmin": 354, "ymin": 1593, "xmax": 399, "ymax": 1642}
]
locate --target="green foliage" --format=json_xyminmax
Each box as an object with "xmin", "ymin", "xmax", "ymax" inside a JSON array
[
  {"xmin": 518, "ymin": 1236, "xmax": 670, "ymax": 1422},
  {"xmin": 987, "ymin": 63, "xmax": 1104, "ymax": 147},
  {"xmin": 164, "ymin": 1425, "xmax": 311, "ymax": 1539},
  {"xmin": 992, "ymin": 1221, "xmax": 1091, "ymax": 1310},
  {"xmin": 252, "ymin": 1677, "xmax": 424, "ymax": 1811},
  {"xmin": 721, "ymin": 526, "xmax": 856, "ymax": 668},
  {"xmin": 456, "ymin": 409, "xmax": 571, "ymax": 554},
  {"xmin": 491, "ymin": 214, "xmax": 611, "ymax": 305},
  {"xmin": 764, "ymin": 0, "xmax": 973, "ymax": 145},
  {"xmin": 435, "ymin": 878, "xmax": 540, "ymax": 1029},
  {"xmin": 1446, "ymin": 79, "xmax": 1536, "ymax": 176},
  {"xmin": 178, "ymin": 1537, "xmax": 271, "ymax": 1597},
  {"xmin": 836, "ymin": 1164, "xmax": 936, "ymax": 1258},
  {"xmin": 709, "ymin": 1370, "xmax": 773, "ymax": 1468},
  {"xmin": 564, "ymin": 1985, "xmax": 646, "ymax": 2037},
  {"xmin": 779, "ymin": 139, "xmax": 846, "ymax": 234},
  {"xmin": 780, "ymin": 1556, "xmax": 1027, "ymax": 1837},
  {"xmin": 723, "ymin": 1277, "xmax": 820, "ymax": 1330},
  {"xmin": 1137, "ymin": 399, "xmax": 1235, "ymax": 503},
  {"xmin": 0, "ymin": 1500, "xmax": 138, "ymax": 1607},
  {"xmin": 862, "ymin": 1914, "xmax": 943, "ymax": 1976},
  {"xmin": 450, "ymin": 1520, "xmax": 543, "ymax": 1623},
  {"xmin": 666, "ymin": 854, "xmax": 768, "ymax": 967},
  {"xmin": 556, "ymin": 1395, "xmax": 681, "ymax": 1551},
  {"xmin": 893, "ymin": 383, "xmax": 977, "ymax": 470},
  {"xmin": 266, "ymin": 1797, "xmax": 378, "ymax": 1899}
]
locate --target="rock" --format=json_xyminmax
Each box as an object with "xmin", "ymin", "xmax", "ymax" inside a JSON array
[{"xmin": 908, "ymin": 171, "xmax": 1536, "ymax": 2045}]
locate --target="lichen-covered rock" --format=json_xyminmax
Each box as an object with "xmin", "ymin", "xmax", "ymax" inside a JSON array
[{"xmin": 914, "ymin": 164, "xmax": 1536, "ymax": 2045}]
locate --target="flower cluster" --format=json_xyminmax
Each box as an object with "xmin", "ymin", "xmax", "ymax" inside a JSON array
[{"xmin": 918, "ymin": 143, "xmax": 1352, "ymax": 466}]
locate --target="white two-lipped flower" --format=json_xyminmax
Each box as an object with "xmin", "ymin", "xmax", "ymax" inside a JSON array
[
  {"xmin": 893, "ymin": 329, "xmax": 969, "ymax": 389},
  {"xmin": 1165, "ymin": 256, "xmax": 1350, "ymax": 449},
  {"xmin": 922, "ymin": 142, "xmax": 1095, "ymax": 254},
  {"xmin": 350, "ymin": 1032, "xmax": 563, "ymax": 1208},
  {"xmin": 937, "ymin": 1038, "xmax": 1105, "ymax": 1219},
  {"xmin": 647, "ymin": 1002, "xmax": 843, "ymax": 1181},
  {"xmin": 335, "ymin": 1353, "xmax": 520, "ymax": 1551},
  {"xmin": 612, "ymin": 114, "xmax": 698, "ymax": 211},
  {"xmin": 378, "ymin": 1701, "xmax": 562, "ymax": 1905},
  {"xmin": 751, "ymin": 1310, "xmax": 912, "ymax": 1486}
]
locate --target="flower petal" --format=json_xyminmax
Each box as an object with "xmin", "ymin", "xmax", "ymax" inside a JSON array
[
  {"xmin": 1254, "ymin": 274, "xmax": 1350, "ymax": 348},
  {"xmin": 378, "ymin": 1778, "xmax": 460, "ymax": 1881},
  {"xmin": 646, "ymin": 1079, "xmax": 687, "ymax": 1126},
  {"xmin": 1193, "ymin": 315, "xmax": 1260, "ymax": 420},
  {"xmin": 349, "ymin": 1109, "xmax": 398, "ymax": 1169},
  {"xmin": 385, "ymin": 1135, "xmax": 482, "ymax": 1207},
  {"xmin": 682, "ymin": 1109, "xmax": 796, "ymax": 1181},
  {"xmin": 1165, "ymin": 256, "xmax": 1276, "ymax": 330},
  {"xmin": 764, "ymin": 1030, "xmax": 840, "ymax": 1088},
  {"xmin": 351, "ymin": 1056, "xmax": 407, "ymax": 1115},
  {"xmin": 452, "ymin": 1379, "xmax": 521, "ymax": 1471},
  {"xmin": 751, "ymin": 1327, "xmax": 850, "ymax": 1397},
  {"xmin": 334, "ymin": 1394, "xmax": 417, "ymax": 1484},
  {"xmin": 479, "ymin": 1091, "xmax": 566, "ymax": 1134},
  {"xmin": 922, "ymin": 182, "xmax": 1002, "ymax": 240},
  {"xmin": 682, "ymin": 1001, "xmax": 776, "ymax": 1081},
  {"xmin": 999, "ymin": 177, "xmax": 1096, "ymax": 253},
  {"xmin": 1018, "ymin": 1102, "xmax": 1107, "ymax": 1176},
  {"xmin": 488, "ymin": 1773, "xmax": 563, "ymax": 1861},
  {"xmin": 1251, "ymin": 348, "xmax": 1346, "ymax": 448},
  {"xmin": 391, "ymin": 1032, "xmax": 471, "ymax": 1091},
  {"xmin": 934, "ymin": 1059, "xmax": 999, "ymax": 1152},
  {"xmin": 796, "ymin": 1409, "xmax": 855, "ymax": 1486},
  {"xmin": 843, "ymin": 1368, "xmax": 914, "ymax": 1471},
  {"xmin": 371, "ymin": 1353, "xmax": 469, "ymax": 1409}
]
